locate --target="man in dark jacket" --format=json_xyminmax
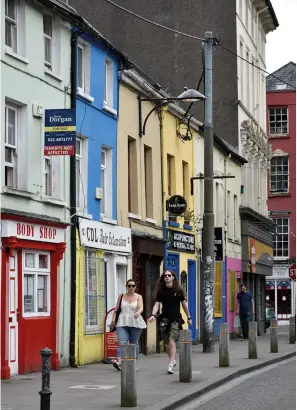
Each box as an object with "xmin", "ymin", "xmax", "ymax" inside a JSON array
[{"xmin": 236, "ymin": 284, "xmax": 254, "ymax": 340}]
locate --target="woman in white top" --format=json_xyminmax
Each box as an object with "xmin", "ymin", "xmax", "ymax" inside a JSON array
[{"xmin": 111, "ymin": 279, "xmax": 147, "ymax": 371}]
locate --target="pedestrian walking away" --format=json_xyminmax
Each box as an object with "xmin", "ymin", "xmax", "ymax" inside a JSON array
[
  {"xmin": 236, "ymin": 284, "xmax": 255, "ymax": 340},
  {"xmin": 111, "ymin": 279, "xmax": 147, "ymax": 371},
  {"xmin": 149, "ymin": 270, "xmax": 192, "ymax": 374}
]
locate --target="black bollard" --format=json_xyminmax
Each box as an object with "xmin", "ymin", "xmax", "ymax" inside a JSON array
[{"xmin": 39, "ymin": 347, "xmax": 53, "ymax": 410}]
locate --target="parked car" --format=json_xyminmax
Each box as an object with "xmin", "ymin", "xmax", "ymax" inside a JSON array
[{"xmin": 266, "ymin": 303, "xmax": 276, "ymax": 329}]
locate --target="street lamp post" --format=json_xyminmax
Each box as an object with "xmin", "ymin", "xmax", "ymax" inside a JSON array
[
  {"xmin": 138, "ymin": 88, "xmax": 206, "ymax": 137},
  {"xmin": 202, "ymin": 31, "xmax": 215, "ymax": 353}
]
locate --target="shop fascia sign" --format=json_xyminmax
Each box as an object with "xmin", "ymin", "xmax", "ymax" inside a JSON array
[
  {"xmin": 1, "ymin": 220, "xmax": 64, "ymax": 243},
  {"xmin": 78, "ymin": 218, "xmax": 132, "ymax": 253}
]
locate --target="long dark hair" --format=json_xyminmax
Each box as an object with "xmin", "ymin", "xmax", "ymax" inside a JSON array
[{"xmin": 153, "ymin": 270, "xmax": 183, "ymax": 299}]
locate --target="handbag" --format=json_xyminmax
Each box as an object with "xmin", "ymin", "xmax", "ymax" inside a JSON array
[{"xmin": 111, "ymin": 294, "xmax": 123, "ymax": 332}]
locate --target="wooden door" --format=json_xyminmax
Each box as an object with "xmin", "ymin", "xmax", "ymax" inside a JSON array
[{"xmin": 9, "ymin": 251, "xmax": 18, "ymax": 375}]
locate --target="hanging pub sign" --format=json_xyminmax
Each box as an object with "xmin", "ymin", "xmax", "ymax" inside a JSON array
[
  {"xmin": 166, "ymin": 195, "xmax": 187, "ymax": 216},
  {"xmin": 167, "ymin": 229, "xmax": 195, "ymax": 253},
  {"xmin": 214, "ymin": 227, "xmax": 224, "ymax": 261},
  {"xmin": 44, "ymin": 108, "xmax": 76, "ymax": 156}
]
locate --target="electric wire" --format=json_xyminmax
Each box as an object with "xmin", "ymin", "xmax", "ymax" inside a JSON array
[
  {"xmin": 102, "ymin": 0, "xmax": 204, "ymax": 41},
  {"xmin": 102, "ymin": 0, "xmax": 296, "ymax": 90},
  {"xmin": 217, "ymin": 43, "xmax": 296, "ymax": 90}
]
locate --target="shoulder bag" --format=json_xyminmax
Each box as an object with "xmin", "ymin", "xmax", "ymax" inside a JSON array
[{"xmin": 111, "ymin": 294, "xmax": 123, "ymax": 332}]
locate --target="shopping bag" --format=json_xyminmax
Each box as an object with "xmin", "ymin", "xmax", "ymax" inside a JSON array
[{"xmin": 234, "ymin": 315, "xmax": 241, "ymax": 328}]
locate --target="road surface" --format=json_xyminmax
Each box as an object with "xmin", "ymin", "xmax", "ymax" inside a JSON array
[{"xmin": 181, "ymin": 358, "xmax": 296, "ymax": 410}]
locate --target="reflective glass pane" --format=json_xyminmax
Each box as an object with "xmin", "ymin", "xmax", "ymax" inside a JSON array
[
  {"xmin": 25, "ymin": 253, "xmax": 35, "ymax": 268},
  {"xmin": 37, "ymin": 275, "xmax": 48, "ymax": 312},
  {"xmin": 24, "ymin": 274, "xmax": 35, "ymax": 313},
  {"xmin": 39, "ymin": 254, "xmax": 48, "ymax": 269}
]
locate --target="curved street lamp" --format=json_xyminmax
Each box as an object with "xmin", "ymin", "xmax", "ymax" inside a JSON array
[{"xmin": 138, "ymin": 87, "xmax": 206, "ymax": 137}]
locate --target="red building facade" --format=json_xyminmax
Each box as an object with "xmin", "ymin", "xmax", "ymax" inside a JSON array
[
  {"xmin": 265, "ymin": 62, "xmax": 296, "ymax": 323},
  {"xmin": 1, "ymin": 212, "xmax": 67, "ymax": 379}
]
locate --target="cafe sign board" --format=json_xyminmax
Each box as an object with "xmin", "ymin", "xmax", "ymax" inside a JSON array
[
  {"xmin": 166, "ymin": 195, "xmax": 187, "ymax": 216},
  {"xmin": 78, "ymin": 218, "xmax": 132, "ymax": 253}
]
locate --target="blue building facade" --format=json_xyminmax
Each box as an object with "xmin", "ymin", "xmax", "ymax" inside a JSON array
[{"xmin": 76, "ymin": 33, "xmax": 119, "ymax": 221}]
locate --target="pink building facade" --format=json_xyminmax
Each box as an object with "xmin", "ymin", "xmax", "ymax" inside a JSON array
[{"xmin": 226, "ymin": 257, "xmax": 242, "ymax": 336}]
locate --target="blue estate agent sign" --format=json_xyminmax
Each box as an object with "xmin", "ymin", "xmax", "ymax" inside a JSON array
[{"xmin": 44, "ymin": 109, "xmax": 76, "ymax": 156}]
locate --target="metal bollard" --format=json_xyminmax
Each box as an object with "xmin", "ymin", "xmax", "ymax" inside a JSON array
[
  {"xmin": 121, "ymin": 344, "xmax": 137, "ymax": 407},
  {"xmin": 289, "ymin": 316, "xmax": 296, "ymax": 344},
  {"xmin": 248, "ymin": 321, "xmax": 258, "ymax": 359},
  {"xmin": 219, "ymin": 323, "xmax": 230, "ymax": 367},
  {"xmin": 270, "ymin": 319, "xmax": 278, "ymax": 353},
  {"xmin": 39, "ymin": 347, "xmax": 52, "ymax": 410},
  {"xmin": 179, "ymin": 330, "xmax": 192, "ymax": 383}
]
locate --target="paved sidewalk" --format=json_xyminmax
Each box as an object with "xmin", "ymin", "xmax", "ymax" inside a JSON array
[{"xmin": 1, "ymin": 333, "xmax": 295, "ymax": 410}]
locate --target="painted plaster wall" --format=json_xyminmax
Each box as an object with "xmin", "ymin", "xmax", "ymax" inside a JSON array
[
  {"xmin": 1, "ymin": 1, "xmax": 72, "ymax": 367},
  {"xmin": 226, "ymin": 257, "xmax": 242, "ymax": 334},
  {"xmin": 116, "ymin": 82, "xmax": 163, "ymax": 235},
  {"xmin": 76, "ymin": 35, "xmax": 119, "ymax": 222}
]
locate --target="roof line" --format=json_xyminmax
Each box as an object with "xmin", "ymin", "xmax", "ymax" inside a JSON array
[
  {"xmin": 265, "ymin": 0, "xmax": 279, "ymax": 28},
  {"xmin": 267, "ymin": 61, "xmax": 296, "ymax": 78}
]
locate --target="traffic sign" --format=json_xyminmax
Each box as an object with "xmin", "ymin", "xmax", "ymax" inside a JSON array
[{"xmin": 289, "ymin": 263, "xmax": 296, "ymax": 281}]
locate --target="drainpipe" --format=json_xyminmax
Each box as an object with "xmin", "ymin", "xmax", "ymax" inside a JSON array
[{"xmin": 69, "ymin": 30, "xmax": 78, "ymax": 368}]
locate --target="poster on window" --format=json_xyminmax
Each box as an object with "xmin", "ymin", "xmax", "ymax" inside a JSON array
[{"xmin": 44, "ymin": 109, "xmax": 76, "ymax": 156}]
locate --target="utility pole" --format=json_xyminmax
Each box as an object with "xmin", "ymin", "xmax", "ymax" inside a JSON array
[{"xmin": 202, "ymin": 31, "xmax": 215, "ymax": 353}]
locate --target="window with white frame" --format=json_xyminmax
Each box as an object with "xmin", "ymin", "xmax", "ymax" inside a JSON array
[
  {"xmin": 276, "ymin": 83, "xmax": 287, "ymax": 90},
  {"xmin": 84, "ymin": 250, "xmax": 105, "ymax": 334},
  {"xmin": 100, "ymin": 147, "xmax": 112, "ymax": 218},
  {"xmin": 23, "ymin": 251, "xmax": 50, "ymax": 316},
  {"xmin": 269, "ymin": 108, "xmax": 288, "ymax": 135},
  {"xmin": 43, "ymin": 15, "xmax": 53, "ymax": 69},
  {"xmin": 104, "ymin": 58, "xmax": 114, "ymax": 108},
  {"xmin": 44, "ymin": 157, "xmax": 52, "ymax": 196},
  {"xmin": 101, "ymin": 149, "xmax": 107, "ymax": 215},
  {"xmin": 227, "ymin": 190, "xmax": 232, "ymax": 237},
  {"xmin": 5, "ymin": 104, "xmax": 18, "ymax": 188},
  {"xmin": 270, "ymin": 156, "xmax": 289, "ymax": 194},
  {"xmin": 5, "ymin": 0, "xmax": 17, "ymax": 53},
  {"xmin": 273, "ymin": 218, "xmax": 289, "ymax": 259},
  {"xmin": 77, "ymin": 41, "xmax": 91, "ymax": 98},
  {"xmin": 234, "ymin": 194, "xmax": 238, "ymax": 239},
  {"xmin": 77, "ymin": 44, "xmax": 84, "ymax": 90}
]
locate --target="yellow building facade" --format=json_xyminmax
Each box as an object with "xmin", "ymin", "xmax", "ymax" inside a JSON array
[{"xmin": 161, "ymin": 107, "xmax": 199, "ymax": 342}]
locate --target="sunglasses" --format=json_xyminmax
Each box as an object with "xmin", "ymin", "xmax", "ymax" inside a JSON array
[
  {"xmin": 127, "ymin": 284, "xmax": 136, "ymax": 288},
  {"xmin": 164, "ymin": 274, "xmax": 173, "ymax": 278}
]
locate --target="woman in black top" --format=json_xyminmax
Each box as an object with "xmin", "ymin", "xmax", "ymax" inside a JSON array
[{"xmin": 149, "ymin": 270, "xmax": 192, "ymax": 374}]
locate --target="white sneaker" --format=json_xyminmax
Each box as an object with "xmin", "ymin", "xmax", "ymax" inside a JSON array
[
  {"xmin": 167, "ymin": 362, "xmax": 174, "ymax": 374},
  {"xmin": 173, "ymin": 360, "xmax": 177, "ymax": 368}
]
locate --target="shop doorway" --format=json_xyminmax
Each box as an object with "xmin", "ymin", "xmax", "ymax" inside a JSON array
[{"xmin": 9, "ymin": 251, "xmax": 18, "ymax": 375}]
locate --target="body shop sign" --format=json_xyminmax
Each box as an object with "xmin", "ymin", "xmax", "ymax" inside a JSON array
[
  {"xmin": 44, "ymin": 109, "xmax": 76, "ymax": 156},
  {"xmin": 167, "ymin": 230, "xmax": 195, "ymax": 253},
  {"xmin": 1, "ymin": 220, "xmax": 64, "ymax": 243},
  {"xmin": 78, "ymin": 218, "xmax": 132, "ymax": 253}
]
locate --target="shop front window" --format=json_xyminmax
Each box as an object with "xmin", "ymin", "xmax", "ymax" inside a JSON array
[
  {"xmin": 84, "ymin": 250, "xmax": 105, "ymax": 334},
  {"xmin": 23, "ymin": 252, "xmax": 50, "ymax": 316}
]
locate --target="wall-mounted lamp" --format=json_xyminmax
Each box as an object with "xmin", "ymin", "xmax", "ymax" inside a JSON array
[{"xmin": 138, "ymin": 87, "xmax": 206, "ymax": 137}]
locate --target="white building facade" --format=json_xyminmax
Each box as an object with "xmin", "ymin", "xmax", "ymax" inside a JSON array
[
  {"xmin": 236, "ymin": 0, "xmax": 278, "ymax": 215},
  {"xmin": 1, "ymin": 0, "xmax": 72, "ymax": 378}
]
